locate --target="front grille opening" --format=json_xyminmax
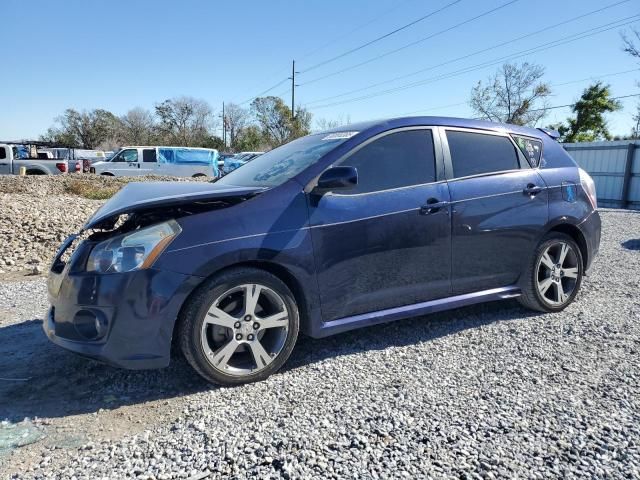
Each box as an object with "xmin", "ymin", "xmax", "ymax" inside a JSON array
[{"xmin": 622, "ymin": 239, "xmax": 640, "ymax": 251}]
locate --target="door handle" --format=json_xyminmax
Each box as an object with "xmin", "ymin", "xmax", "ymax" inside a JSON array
[
  {"xmin": 0, "ymin": 163, "xmax": 7, "ymax": 166},
  {"xmin": 523, "ymin": 184, "xmax": 543, "ymax": 196},
  {"xmin": 420, "ymin": 198, "xmax": 449, "ymax": 215}
]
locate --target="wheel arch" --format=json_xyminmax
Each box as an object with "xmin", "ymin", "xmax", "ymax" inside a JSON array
[
  {"xmin": 544, "ymin": 222, "xmax": 589, "ymax": 270},
  {"xmin": 171, "ymin": 259, "xmax": 313, "ymax": 352}
]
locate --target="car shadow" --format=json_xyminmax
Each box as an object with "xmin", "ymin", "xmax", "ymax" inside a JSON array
[{"xmin": 0, "ymin": 299, "xmax": 537, "ymax": 422}]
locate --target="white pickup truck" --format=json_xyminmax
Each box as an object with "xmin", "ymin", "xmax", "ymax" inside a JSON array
[{"xmin": 0, "ymin": 144, "xmax": 75, "ymax": 175}]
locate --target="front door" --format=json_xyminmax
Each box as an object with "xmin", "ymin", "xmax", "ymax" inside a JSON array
[
  {"xmin": 109, "ymin": 148, "xmax": 141, "ymax": 176},
  {"xmin": 308, "ymin": 128, "xmax": 452, "ymax": 322},
  {"xmin": 441, "ymin": 128, "xmax": 549, "ymax": 294}
]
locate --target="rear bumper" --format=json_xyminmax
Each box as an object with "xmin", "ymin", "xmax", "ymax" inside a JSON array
[
  {"xmin": 578, "ymin": 209, "xmax": 601, "ymax": 273},
  {"xmin": 45, "ymin": 268, "xmax": 202, "ymax": 369}
]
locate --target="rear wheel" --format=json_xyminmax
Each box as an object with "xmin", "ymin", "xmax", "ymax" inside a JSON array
[
  {"xmin": 518, "ymin": 233, "xmax": 583, "ymax": 312},
  {"xmin": 178, "ymin": 268, "xmax": 299, "ymax": 385}
]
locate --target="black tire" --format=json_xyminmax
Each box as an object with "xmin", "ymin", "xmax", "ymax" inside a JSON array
[
  {"xmin": 518, "ymin": 232, "xmax": 584, "ymax": 312},
  {"xmin": 178, "ymin": 267, "xmax": 299, "ymax": 386}
]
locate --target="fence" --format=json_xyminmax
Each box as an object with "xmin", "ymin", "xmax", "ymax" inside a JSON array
[{"xmin": 563, "ymin": 140, "xmax": 640, "ymax": 210}]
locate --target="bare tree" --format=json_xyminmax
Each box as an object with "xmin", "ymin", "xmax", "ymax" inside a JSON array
[
  {"xmin": 223, "ymin": 103, "xmax": 250, "ymax": 150},
  {"xmin": 470, "ymin": 62, "xmax": 551, "ymax": 126},
  {"xmin": 622, "ymin": 27, "xmax": 640, "ymax": 59},
  {"xmin": 119, "ymin": 107, "xmax": 155, "ymax": 145},
  {"xmin": 314, "ymin": 115, "xmax": 351, "ymax": 132},
  {"xmin": 155, "ymin": 96, "xmax": 216, "ymax": 146}
]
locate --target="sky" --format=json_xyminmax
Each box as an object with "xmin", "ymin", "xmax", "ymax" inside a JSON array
[{"xmin": 1, "ymin": 0, "xmax": 639, "ymax": 140}]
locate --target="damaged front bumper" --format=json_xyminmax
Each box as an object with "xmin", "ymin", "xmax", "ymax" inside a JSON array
[{"xmin": 45, "ymin": 237, "xmax": 202, "ymax": 369}]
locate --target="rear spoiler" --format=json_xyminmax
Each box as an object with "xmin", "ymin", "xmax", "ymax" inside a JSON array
[{"xmin": 537, "ymin": 127, "xmax": 561, "ymax": 140}]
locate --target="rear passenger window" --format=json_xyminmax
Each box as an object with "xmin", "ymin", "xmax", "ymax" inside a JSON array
[
  {"xmin": 513, "ymin": 136, "xmax": 542, "ymax": 167},
  {"xmin": 446, "ymin": 130, "xmax": 520, "ymax": 178},
  {"xmin": 143, "ymin": 149, "xmax": 157, "ymax": 162},
  {"xmin": 339, "ymin": 130, "xmax": 436, "ymax": 194},
  {"xmin": 0, "ymin": 147, "xmax": 6, "ymax": 160}
]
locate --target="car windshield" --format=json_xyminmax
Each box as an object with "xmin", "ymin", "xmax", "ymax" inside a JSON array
[{"xmin": 216, "ymin": 133, "xmax": 354, "ymax": 188}]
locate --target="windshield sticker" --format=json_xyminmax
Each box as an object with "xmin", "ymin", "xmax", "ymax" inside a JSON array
[{"xmin": 322, "ymin": 131, "xmax": 359, "ymax": 140}]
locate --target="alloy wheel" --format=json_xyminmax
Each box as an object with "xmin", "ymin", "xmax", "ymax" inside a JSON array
[
  {"xmin": 535, "ymin": 241, "xmax": 580, "ymax": 306},
  {"xmin": 200, "ymin": 283, "xmax": 290, "ymax": 376}
]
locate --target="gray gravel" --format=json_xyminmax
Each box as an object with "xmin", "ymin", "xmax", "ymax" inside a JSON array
[{"xmin": 2, "ymin": 209, "xmax": 640, "ymax": 479}]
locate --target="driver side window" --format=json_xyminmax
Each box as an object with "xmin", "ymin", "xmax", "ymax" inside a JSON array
[
  {"xmin": 113, "ymin": 149, "xmax": 138, "ymax": 163},
  {"xmin": 337, "ymin": 129, "xmax": 437, "ymax": 194}
]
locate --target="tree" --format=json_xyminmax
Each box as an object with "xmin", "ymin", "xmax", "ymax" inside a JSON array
[
  {"xmin": 621, "ymin": 27, "xmax": 640, "ymax": 60},
  {"xmin": 42, "ymin": 108, "xmax": 120, "ymax": 148},
  {"xmin": 314, "ymin": 115, "xmax": 351, "ymax": 132},
  {"xmin": 155, "ymin": 96, "xmax": 217, "ymax": 146},
  {"xmin": 233, "ymin": 125, "xmax": 266, "ymax": 151},
  {"xmin": 250, "ymin": 96, "xmax": 312, "ymax": 148},
  {"xmin": 550, "ymin": 83, "xmax": 622, "ymax": 143},
  {"xmin": 223, "ymin": 103, "xmax": 250, "ymax": 151},
  {"xmin": 470, "ymin": 62, "xmax": 551, "ymax": 126},
  {"xmin": 119, "ymin": 107, "xmax": 155, "ymax": 145}
]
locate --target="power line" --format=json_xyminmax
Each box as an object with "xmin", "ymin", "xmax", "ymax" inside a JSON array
[
  {"xmin": 299, "ymin": 0, "xmax": 524, "ymax": 86},
  {"xmin": 307, "ymin": 15, "xmax": 640, "ymax": 110},
  {"xmin": 302, "ymin": 0, "xmax": 630, "ymax": 98},
  {"xmin": 238, "ymin": 77, "xmax": 290, "ymax": 106},
  {"xmin": 297, "ymin": 0, "xmax": 415, "ymax": 61},
  {"xmin": 392, "ymin": 69, "xmax": 640, "ymax": 117},
  {"xmin": 552, "ymin": 68, "xmax": 640, "ymax": 87},
  {"xmin": 299, "ymin": 0, "xmax": 464, "ymax": 74},
  {"xmin": 529, "ymin": 93, "xmax": 640, "ymax": 113}
]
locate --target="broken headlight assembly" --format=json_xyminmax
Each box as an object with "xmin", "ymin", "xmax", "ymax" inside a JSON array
[{"xmin": 87, "ymin": 220, "xmax": 182, "ymax": 274}]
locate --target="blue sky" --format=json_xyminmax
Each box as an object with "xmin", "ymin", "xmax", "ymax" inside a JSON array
[{"xmin": 2, "ymin": 0, "xmax": 639, "ymax": 140}]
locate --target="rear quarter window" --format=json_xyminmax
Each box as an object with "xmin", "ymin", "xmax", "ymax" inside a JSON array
[{"xmin": 513, "ymin": 136, "xmax": 542, "ymax": 167}]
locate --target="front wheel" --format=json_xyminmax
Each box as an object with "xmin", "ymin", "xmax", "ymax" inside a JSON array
[
  {"xmin": 518, "ymin": 233, "xmax": 584, "ymax": 312},
  {"xmin": 178, "ymin": 268, "xmax": 299, "ymax": 386}
]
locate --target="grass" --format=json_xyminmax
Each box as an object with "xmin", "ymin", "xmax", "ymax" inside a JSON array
[{"xmin": 64, "ymin": 179, "xmax": 122, "ymax": 200}]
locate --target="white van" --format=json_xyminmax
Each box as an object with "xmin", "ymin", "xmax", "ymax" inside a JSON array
[{"xmin": 91, "ymin": 146, "xmax": 219, "ymax": 178}]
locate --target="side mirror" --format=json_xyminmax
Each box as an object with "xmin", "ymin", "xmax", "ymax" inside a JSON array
[{"xmin": 314, "ymin": 166, "xmax": 358, "ymax": 193}]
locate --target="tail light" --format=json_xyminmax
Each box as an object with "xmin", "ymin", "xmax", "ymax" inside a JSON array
[
  {"xmin": 75, "ymin": 161, "xmax": 81, "ymax": 173},
  {"xmin": 579, "ymin": 168, "xmax": 597, "ymax": 210},
  {"xmin": 55, "ymin": 162, "xmax": 67, "ymax": 173}
]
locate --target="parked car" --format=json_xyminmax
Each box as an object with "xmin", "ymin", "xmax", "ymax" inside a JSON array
[
  {"xmin": 222, "ymin": 151, "xmax": 264, "ymax": 175},
  {"xmin": 45, "ymin": 117, "xmax": 600, "ymax": 386},
  {"xmin": 0, "ymin": 143, "xmax": 73, "ymax": 175},
  {"xmin": 91, "ymin": 146, "xmax": 219, "ymax": 177}
]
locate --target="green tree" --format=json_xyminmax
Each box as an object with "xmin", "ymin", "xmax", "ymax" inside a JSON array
[
  {"xmin": 119, "ymin": 107, "xmax": 155, "ymax": 145},
  {"xmin": 234, "ymin": 125, "xmax": 266, "ymax": 151},
  {"xmin": 42, "ymin": 108, "xmax": 119, "ymax": 148},
  {"xmin": 470, "ymin": 62, "xmax": 551, "ymax": 126},
  {"xmin": 250, "ymin": 96, "xmax": 312, "ymax": 148},
  {"xmin": 551, "ymin": 83, "xmax": 622, "ymax": 143}
]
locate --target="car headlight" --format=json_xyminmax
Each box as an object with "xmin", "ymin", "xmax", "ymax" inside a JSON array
[{"xmin": 87, "ymin": 220, "xmax": 181, "ymax": 273}]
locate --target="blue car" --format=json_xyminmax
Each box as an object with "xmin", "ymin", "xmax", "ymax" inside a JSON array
[
  {"xmin": 45, "ymin": 117, "xmax": 601, "ymax": 385},
  {"xmin": 222, "ymin": 151, "xmax": 264, "ymax": 175}
]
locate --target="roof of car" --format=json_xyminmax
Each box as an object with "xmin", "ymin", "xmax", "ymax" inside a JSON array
[{"xmin": 320, "ymin": 116, "xmax": 546, "ymax": 139}]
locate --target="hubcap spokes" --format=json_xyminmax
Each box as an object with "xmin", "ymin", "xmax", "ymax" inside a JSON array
[
  {"xmin": 536, "ymin": 242, "xmax": 579, "ymax": 306},
  {"xmin": 201, "ymin": 284, "xmax": 289, "ymax": 376}
]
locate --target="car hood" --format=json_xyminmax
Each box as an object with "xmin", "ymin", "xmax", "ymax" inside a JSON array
[{"xmin": 85, "ymin": 181, "xmax": 266, "ymax": 229}]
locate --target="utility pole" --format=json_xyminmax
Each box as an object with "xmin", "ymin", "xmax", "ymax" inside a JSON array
[{"xmin": 291, "ymin": 60, "xmax": 296, "ymax": 121}]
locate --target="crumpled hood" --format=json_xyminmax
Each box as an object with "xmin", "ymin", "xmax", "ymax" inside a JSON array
[{"xmin": 85, "ymin": 181, "xmax": 265, "ymax": 229}]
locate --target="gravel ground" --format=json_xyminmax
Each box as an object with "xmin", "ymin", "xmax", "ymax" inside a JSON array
[
  {"xmin": 1, "ymin": 209, "xmax": 639, "ymax": 479},
  {"xmin": 0, "ymin": 175, "xmax": 207, "ymax": 273}
]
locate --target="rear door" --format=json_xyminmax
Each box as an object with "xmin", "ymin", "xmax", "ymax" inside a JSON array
[
  {"xmin": 308, "ymin": 127, "xmax": 452, "ymax": 321},
  {"xmin": 140, "ymin": 148, "xmax": 159, "ymax": 175},
  {"xmin": 441, "ymin": 127, "xmax": 548, "ymax": 294}
]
